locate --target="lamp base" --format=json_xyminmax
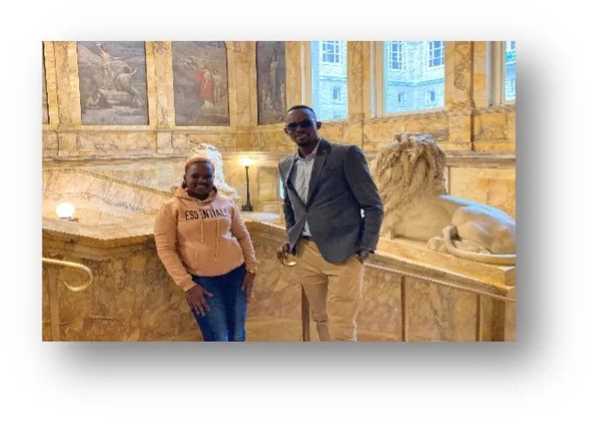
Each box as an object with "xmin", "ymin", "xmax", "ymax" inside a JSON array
[
  {"xmin": 58, "ymin": 216, "xmax": 79, "ymax": 222},
  {"xmin": 241, "ymin": 203, "xmax": 254, "ymax": 212}
]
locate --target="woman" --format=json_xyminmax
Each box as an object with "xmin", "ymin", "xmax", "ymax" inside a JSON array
[{"xmin": 154, "ymin": 156, "xmax": 258, "ymax": 341}]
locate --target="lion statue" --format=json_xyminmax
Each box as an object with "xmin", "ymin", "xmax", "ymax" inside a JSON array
[{"xmin": 372, "ymin": 133, "xmax": 516, "ymax": 266}]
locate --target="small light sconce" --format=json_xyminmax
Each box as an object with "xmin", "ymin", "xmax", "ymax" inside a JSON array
[
  {"xmin": 241, "ymin": 157, "xmax": 254, "ymax": 212},
  {"xmin": 56, "ymin": 202, "xmax": 77, "ymax": 221}
]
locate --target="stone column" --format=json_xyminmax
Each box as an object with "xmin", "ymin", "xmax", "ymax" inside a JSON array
[
  {"xmin": 285, "ymin": 41, "xmax": 304, "ymax": 109},
  {"xmin": 43, "ymin": 42, "xmax": 60, "ymax": 128},
  {"xmin": 444, "ymin": 41, "xmax": 475, "ymax": 152},
  {"xmin": 472, "ymin": 41, "xmax": 490, "ymax": 109},
  {"xmin": 345, "ymin": 41, "xmax": 367, "ymax": 147},
  {"xmin": 53, "ymin": 41, "xmax": 82, "ymax": 157},
  {"xmin": 148, "ymin": 41, "xmax": 176, "ymax": 154},
  {"xmin": 43, "ymin": 41, "xmax": 60, "ymax": 158},
  {"xmin": 226, "ymin": 41, "xmax": 257, "ymax": 151},
  {"xmin": 503, "ymin": 287, "xmax": 516, "ymax": 341},
  {"xmin": 144, "ymin": 42, "xmax": 158, "ymax": 130}
]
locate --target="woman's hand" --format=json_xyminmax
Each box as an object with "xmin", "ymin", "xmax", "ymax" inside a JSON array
[
  {"xmin": 185, "ymin": 285, "xmax": 213, "ymax": 316},
  {"xmin": 241, "ymin": 271, "xmax": 256, "ymax": 303}
]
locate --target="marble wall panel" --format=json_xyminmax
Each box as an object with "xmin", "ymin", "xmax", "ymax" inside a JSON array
[
  {"xmin": 43, "ymin": 54, "xmax": 49, "ymax": 124},
  {"xmin": 43, "ymin": 228, "xmax": 306, "ymax": 341},
  {"xmin": 42, "ymin": 244, "xmax": 200, "ymax": 341},
  {"xmin": 363, "ymin": 112, "xmax": 449, "ymax": 152},
  {"xmin": 405, "ymin": 278, "xmax": 478, "ymax": 341},
  {"xmin": 246, "ymin": 232, "xmax": 302, "ymax": 341},
  {"xmin": 53, "ymin": 42, "xmax": 82, "ymax": 127},
  {"xmin": 356, "ymin": 270, "xmax": 403, "ymax": 341},
  {"xmin": 150, "ymin": 41, "xmax": 176, "ymax": 130},
  {"xmin": 43, "ymin": 221, "xmax": 512, "ymax": 342},
  {"xmin": 76, "ymin": 131, "xmax": 156, "ymax": 157},
  {"xmin": 256, "ymin": 126, "xmax": 293, "ymax": 153},
  {"xmin": 257, "ymin": 166, "xmax": 280, "ymax": 205},
  {"xmin": 227, "ymin": 42, "xmax": 257, "ymax": 128},
  {"xmin": 449, "ymin": 166, "xmax": 516, "ymax": 217},
  {"xmin": 472, "ymin": 42, "xmax": 489, "ymax": 109},
  {"xmin": 43, "ymin": 42, "xmax": 60, "ymax": 128},
  {"xmin": 284, "ymin": 42, "xmax": 303, "ymax": 109},
  {"xmin": 43, "ymin": 131, "xmax": 59, "ymax": 158},
  {"xmin": 318, "ymin": 121, "xmax": 346, "ymax": 143}
]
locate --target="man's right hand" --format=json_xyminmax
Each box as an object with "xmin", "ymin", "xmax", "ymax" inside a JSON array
[
  {"xmin": 277, "ymin": 242, "xmax": 291, "ymax": 262},
  {"xmin": 185, "ymin": 285, "xmax": 213, "ymax": 317}
]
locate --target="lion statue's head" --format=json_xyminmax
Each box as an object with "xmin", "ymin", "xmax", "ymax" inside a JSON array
[{"xmin": 372, "ymin": 133, "xmax": 447, "ymax": 235}]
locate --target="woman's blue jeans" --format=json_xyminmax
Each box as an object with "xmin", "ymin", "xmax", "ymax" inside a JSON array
[{"xmin": 190, "ymin": 264, "xmax": 247, "ymax": 342}]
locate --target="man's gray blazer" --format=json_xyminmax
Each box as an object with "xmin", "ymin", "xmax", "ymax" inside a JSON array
[{"xmin": 278, "ymin": 139, "xmax": 384, "ymax": 263}]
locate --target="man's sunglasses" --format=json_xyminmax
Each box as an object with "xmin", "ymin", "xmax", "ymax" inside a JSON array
[{"xmin": 285, "ymin": 119, "xmax": 315, "ymax": 131}]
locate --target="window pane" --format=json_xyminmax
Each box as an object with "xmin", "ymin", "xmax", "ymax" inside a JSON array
[
  {"xmin": 428, "ymin": 41, "xmax": 444, "ymax": 67},
  {"xmin": 504, "ymin": 41, "xmax": 516, "ymax": 102},
  {"xmin": 383, "ymin": 41, "xmax": 445, "ymax": 114},
  {"xmin": 389, "ymin": 41, "xmax": 403, "ymax": 70},
  {"xmin": 311, "ymin": 40, "xmax": 348, "ymax": 121},
  {"xmin": 321, "ymin": 41, "xmax": 340, "ymax": 64}
]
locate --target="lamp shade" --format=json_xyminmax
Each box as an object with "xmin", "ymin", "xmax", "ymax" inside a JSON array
[{"xmin": 56, "ymin": 202, "xmax": 75, "ymax": 220}]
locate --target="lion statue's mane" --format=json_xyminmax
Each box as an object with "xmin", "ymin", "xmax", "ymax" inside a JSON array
[{"xmin": 372, "ymin": 133, "xmax": 516, "ymax": 265}]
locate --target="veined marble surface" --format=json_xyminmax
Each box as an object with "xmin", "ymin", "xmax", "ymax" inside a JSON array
[
  {"xmin": 43, "ymin": 220, "xmax": 515, "ymax": 342},
  {"xmin": 42, "ymin": 166, "xmax": 515, "ymax": 342}
]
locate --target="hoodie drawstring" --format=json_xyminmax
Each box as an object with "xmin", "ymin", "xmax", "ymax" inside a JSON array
[{"xmin": 214, "ymin": 221, "xmax": 219, "ymax": 259}]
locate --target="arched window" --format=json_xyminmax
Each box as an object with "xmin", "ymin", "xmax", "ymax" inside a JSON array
[
  {"xmin": 381, "ymin": 41, "xmax": 445, "ymax": 114},
  {"xmin": 310, "ymin": 41, "xmax": 348, "ymax": 121}
]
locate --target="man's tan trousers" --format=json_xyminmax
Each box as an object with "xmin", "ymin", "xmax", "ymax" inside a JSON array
[{"xmin": 293, "ymin": 239, "xmax": 364, "ymax": 341}]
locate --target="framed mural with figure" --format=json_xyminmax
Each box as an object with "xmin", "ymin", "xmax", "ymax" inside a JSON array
[
  {"xmin": 77, "ymin": 41, "xmax": 149, "ymax": 125},
  {"xmin": 256, "ymin": 41, "xmax": 286, "ymax": 125},
  {"xmin": 172, "ymin": 41, "xmax": 230, "ymax": 126}
]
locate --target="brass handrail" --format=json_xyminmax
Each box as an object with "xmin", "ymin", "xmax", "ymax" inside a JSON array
[{"xmin": 42, "ymin": 257, "xmax": 94, "ymax": 292}]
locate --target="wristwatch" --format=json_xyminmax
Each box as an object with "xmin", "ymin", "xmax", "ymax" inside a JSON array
[{"xmin": 246, "ymin": 266, "xmax": 257, "ymax": 274}]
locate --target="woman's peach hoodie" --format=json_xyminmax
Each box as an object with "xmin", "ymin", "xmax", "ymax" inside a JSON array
[{"xmin": 154, "ymin": 186, "xmax": 257, "ymax": 291}]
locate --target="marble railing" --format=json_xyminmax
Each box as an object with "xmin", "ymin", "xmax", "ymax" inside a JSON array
[
  {"xmin": 42, "ymin": 234, "xmax": 200, "ymax": 341},
  {"xmin": 42, "ymin": 168, "xmax": 515, "ymax": 341},
  {"xmin": 41, "ymin": 168, "xmax": 283, "ymax": 341},
  {"xmin": 43, "ymin": 168, "xmax": 192, "ymax": 341},
  {"xmin": 42, "ymin": 221, "xmax": 515, "ymax": 341},
  {"xmin": 247, "ymin": 222, "xmax": 515, "ymax": 342}
]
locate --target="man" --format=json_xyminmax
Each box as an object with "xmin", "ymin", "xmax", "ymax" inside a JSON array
[{"xmin": 277, "ymin": 105, "xmax": 383, "ymax": 341}]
